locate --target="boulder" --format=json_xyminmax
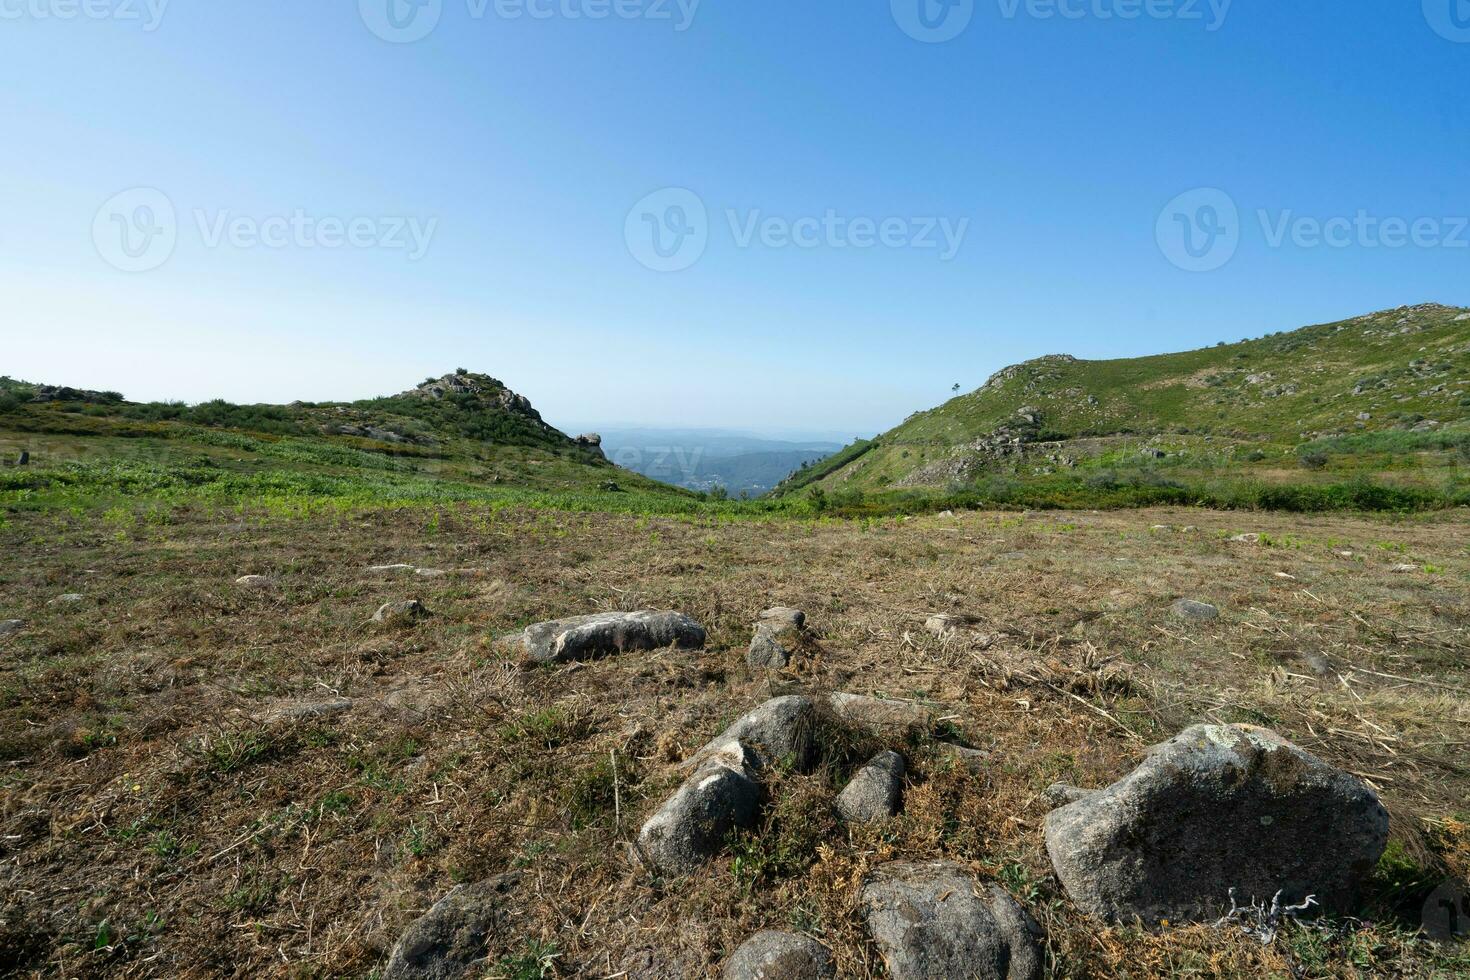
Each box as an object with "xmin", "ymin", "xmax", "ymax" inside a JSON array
[
  {"xmin": 861, "ymin": 861, "xmax": 1044, "ymax": 980},
  {"xmin": 0, "ymin": 620, "xmax": 23, "ymax": 638},
  {"xmin": 747, "ymin": 607, "xmax": 807, "ymax": 669},
  {"xmin": 825, "ymin": 693, "xmax": 935, "ymax": 738},
  {"xmin": 723, "ymin": 931, "xmax": 834, "ymax": 980},
  {"xmin": 638, "ymin": 742, "xmax": 761, "ymax": 876},
  {"xmin": 383, "ymin": 873, "xmax": 519, "ymax": 980},
  {"xmin": 1044, "ymin": 724, "xmax": 1390, "ymax": 924},
  {"xmin": 836, "ymin": 751, "xmax": 905, "ymax": 824},
  {"xmin": 1040, "ymin": 783, "xmax": 1096, "ymax": 808},
  {"xmin": 1170, "ymin": 599, "xmax": 1219, "ymax": 622},
  {"xmin": 517, "ymin": 610, "xmax": 706, "ymax": 665},
  {"xmin": 691, "ymin": 696, "xmax": 817, "ymax": 772},
  {"xmin": 374, "ymin": 600, "xmax": 429, "ymax": 625}
]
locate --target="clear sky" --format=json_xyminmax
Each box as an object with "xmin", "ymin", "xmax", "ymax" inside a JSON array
[{"xmin": 3, "ymin": 2, "xmax": 1467, "ymax": 437}]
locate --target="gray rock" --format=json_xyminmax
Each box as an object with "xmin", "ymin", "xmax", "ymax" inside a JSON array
[
  {"xmin": 935, "ymin": 742, "xmax": 990, "ymax": 773},
  {"xmin": 374, "ymin": 600, "xmax": 429, "ymax": 625},
  {"xmin": 825, "ymin": 692, "xmax": 935, "ymax": 737},
  {"xmin": 235, "ymin": 575, "xmax": 273, "ymax": 590},
  {"xmin": 747, "ymin": 607, "xmax": 807, "ymax": 669},
  {"xmin": 50, "ymin": 594, "xmax": 85, "ymax": 605},
  {"xmin": 1170, "ymin": 599, "xmax": 1219, "ymax": 621},
  {"xmin": 924, "ymin": 613, "xmax": 976, "ymax": 637},
  {"xmin": 368, "ymin": 564, "xmax": 418, "ymax": 575},
  {"xmin": 723, "ymin": 931, "xmax": 834, "ymax": 979},
  {"xmin": 691, "ymin": 696, "xmax": 817, "ymax": 772},
  {"xmin": 861, "ymin": 861, "xmax": 1044, "ymax": 980},
  {"xmin": 1041, "ymin": 783, "xmax": 1096, "ymax": 808},
  {"xmin": 260, "ymin": 698, "xmax": 353, "ymax": 726},
  {"xmin": 0, "ymin": 619, "xmax": 23, "ymax": 637},
  {"xmin": 836, "ymin": 751, "xmax": 905, "ymax": 824},
  {"xmin": 518, "ymin": 610, "xmax": 706, "ymax": 665},
  {"xmin": 638, "ymin": 742, "xmax": 761, "ymax": 876},
  {"xmin": 383, "ymin": 873, "xmax": 519, "ymax": 980},
  {"xmin": 1044, "ymin": 724, "xmax": 1390, "ymax": 924}
]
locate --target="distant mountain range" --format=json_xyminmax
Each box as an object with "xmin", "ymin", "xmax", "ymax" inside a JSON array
[{"xmin": 587, "ymin": 428, "xmax": 846, "ymax": 496}]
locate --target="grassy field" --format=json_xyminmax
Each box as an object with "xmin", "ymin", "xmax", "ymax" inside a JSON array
[{"xmin": 1, "ymin": 495, "xmax": 1467, "ymax": 977}]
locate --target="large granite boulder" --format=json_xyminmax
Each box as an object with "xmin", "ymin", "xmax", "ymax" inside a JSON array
[
  {"xmin": 638, "ymin": 742, "xmax": 761, "ymax": 876},
  {"xmin": 383, "ymin": 873, "xmax": 519, "ymax": 979},
  {"xmin": 517, "ymin": 610, "xmax": 706, "ymax": 664},
  {"xmin": 722, "ymin": 930, "xmax": 834, "ymax": 979},
  {"xmin": 690, "ymin": 696, "xmax": 817, "ymax": 772},
  {"xmin": 861, "ymin": 861, "xmax": 1043, "ymax": 980},
  {"xmin": 1044, "ymin": 724, "xmax": 1390, "ymax": 924}
]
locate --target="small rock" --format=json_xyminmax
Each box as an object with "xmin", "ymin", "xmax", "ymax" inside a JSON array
[
  {"xmin": 235, "ymin": 575, "xmax": 273, "ymax": 590},
  {"xmin": 49, "ymin": 594, "xmax": 84, "ymax": 605},
  {"xmin": 747, "ymin": 607, "xmax": 807, "ymax": 669},
  {"xmin": 1230, "ymin": 533, "xmax": 1260, "ymax": 544},
  {"xmin": 260, "ymin": 698, "xmax": 353, "ymax": 726},
  {"xmin": 0, "ymin": 619, "xmax": 24, "ymax": 637},
  {"xmin": 517, "ymin": 610, "xmax": 706, "ymax": 665},
  {"xmin": 368, "ymin": 564, "xmax": 417, "ymax": 575},
  {"xmin": 861, "ymin": 861, "xmax": 1044, "ymax": 980},
  {"xmin": 722, "ymin": 931, "xmax": 834, "ymax": 980},
  {"xmin": 934, "ymin": 742, "xmax": 990, "ymax": 773},
  {"xmin": 1044, "ymin": 724, "xmax": 1389, "ymax": 924},
  {"xmin": 638, "ymin": 742, "xmax": 761, "ymax": 876},
  {"xmin": 691, "ymin": 696, "xmax": 817, "ymax": 772},
  {"xmin": 836, "ymin": 750, "xmax": 905, "ymax": 824},
  {"xmin": 1040, "ymin": 783, "xmax": 1096, "ymax": 808},
  {"xmin": 383, "ymin": 873, "xmax": 520, "ymax": 980},
  {"xmin": 1170, "ymin": 599, "xmax": 1219, "ymax": 622},
  {"xmin": 825, "ymin": 693, "xmax": 935, "ymax": 737},
  {"xmin": 414, "ymin": 568, "xmax": 449, "ymax": 578},
  {"xmin": 374, "ymin": 600, "xmax": 429, "ymax": 625},
  {"xmin": 1390, "ymin": 563, "xmax": 1419, "ymax": 573},
  {"xmin": 1274, "ymin": 572, "xmax": 1296, "ymax": 580},
  {"xmin": 924, "ymin": 613, "xmax": 975, "ymax": 637}
]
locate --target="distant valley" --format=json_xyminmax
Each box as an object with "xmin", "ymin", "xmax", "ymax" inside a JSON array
[{"xmin": 585, "ymin": 428, "xmax": 847, "ymax": 496}]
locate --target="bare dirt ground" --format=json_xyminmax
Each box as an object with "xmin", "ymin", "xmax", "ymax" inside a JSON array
[{"xmin": 1, "ymin": 504, "xmax": 1467, "ymax": 978}]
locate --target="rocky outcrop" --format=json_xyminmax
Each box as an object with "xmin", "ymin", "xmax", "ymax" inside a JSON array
[
  {"xmin": 515, "ymin": 610, "xmax": 706, "ymax": 665},
  {"xmin": 861, "ymin": 861, "xmax": 1044, "ymax": 980},
  {"xmin": 1044, "ymin": 724, "xmax": 1389, "ymax": 924},
  {"xmin": 690, "ymin": 696, "xmax": 817, "ymax": 772}
]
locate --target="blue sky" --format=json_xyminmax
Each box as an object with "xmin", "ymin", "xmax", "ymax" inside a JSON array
[{"xmin": 3, "ymin": 1, "xmax": 1467, "ymax": 437}]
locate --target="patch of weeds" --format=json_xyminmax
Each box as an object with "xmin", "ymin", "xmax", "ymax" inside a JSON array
[
  {"xmin": 318, "ymin": 790, "xmax": 354, "ymax": 815},
  {"xmin": 512, "ymin": 840, "xmax": 552, "ymax": 869},
  {"xmin": 995, "ymin": 859, "xmax": 1042, "ymax": 904},
  {"xmin": 402, "ymin": 820, "xmax": 435, "ymax": 859},
  {"xmin": 149, "ymin": 830, "xmax": 182, "ymax": 859},
  {"xmin": 561, "ymin": 755, "xmax": 629, "ymax": 830},
  {"xmin": 220, "ymin": 867, "xmax": 285, "ymax": 916},
  {"xmin": 729, "ymin": 776, "xmax": 836, "ymax": 893},
  {"xmin": 497, "ymin": 706, "xmax": 590, "ymax": 749},
  {"xmin": 195, "ymin": 728, "xmax": 274, "ymax": 774},
  {"xmin": 493, "ymin": 938, "xmax": 560, "ymax": 980}
]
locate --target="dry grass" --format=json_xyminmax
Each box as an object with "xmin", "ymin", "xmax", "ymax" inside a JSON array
[{"xmin": 1, "ymin": 503, "xmax": 1467, "ymax": 977}]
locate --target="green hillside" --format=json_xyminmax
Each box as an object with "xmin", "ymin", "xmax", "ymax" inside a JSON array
[
  {"xmin": 779, "ymin": 303, "xmax": 1470, "ymax": 507},
  {"xmin": 0, "ymin": 371, "xmax": 692, "ymax": 509}
]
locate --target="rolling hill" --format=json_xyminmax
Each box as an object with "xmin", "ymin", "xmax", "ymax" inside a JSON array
[
  {"xmin": 778, "ymin": 303, "xmax": 1470, "ymax": 506},
  {"xmin": 0, "ymin": 371, "xmax": 692, "ymax": 507}
]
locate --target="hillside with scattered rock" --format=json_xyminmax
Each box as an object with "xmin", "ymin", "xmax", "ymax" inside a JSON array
[{"xmin": 780, "ymin": 304, "xmax": 1470, "ymax": 502}]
